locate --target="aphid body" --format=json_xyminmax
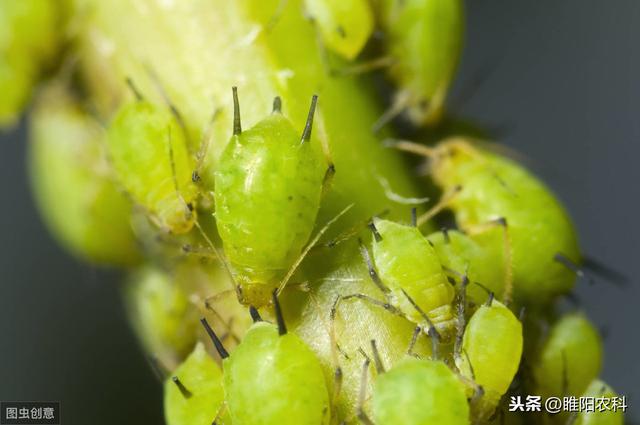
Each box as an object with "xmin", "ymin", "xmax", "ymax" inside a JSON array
[
  {"xmin": 214, "ymin": 93, "xmax": 325, "ymax": 307},
  {"xmin": 574, "ymin": 380, "xmax": 624, "ymax": 425},
  {"xmin": 372, "ymin": 357, "xmax": 469, "ymax": 425},
  {"xmin": 428, "ymin": 138, "xmax": 581, "ymax": 304},
  {"xmin": 29, "ymin": 85, "xmax": 140, "ymax": 266},
  {"xmin": 371, "ymin": 218, "xmax": 455, "ymax": 335},
  {"xmin": 456, "ymin": 300, "xmax": 523, "ymax": 417},
  {"xmin": 164, "ymin": 342, "xmax": 227, "ymax": 425},
  {"xmin": 203, "ymin": 294, "xmax": 330, "ymax": 425},
  {"xmin": 379, "ymin": 0, "xmax": 464, "ymax": 125},
  {"xmin": 107, "ymin": 99, "xmax": 198, "ymax": 234},
  {"xmin": 533, "ymin": 313, "xmax": 602, "ymax": 398},
  {"xmin": 305, "ymin": 0, "xmax": 374, "ymax": 60}
]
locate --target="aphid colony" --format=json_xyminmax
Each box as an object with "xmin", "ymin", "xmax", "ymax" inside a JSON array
[{"xmin": 15, "ymin": 0, "xmax": 626, "ymax": 424}]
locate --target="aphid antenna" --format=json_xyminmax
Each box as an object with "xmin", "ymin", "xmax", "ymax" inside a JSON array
[
  {"xmin": 370, "ymin": 339, "xmax": 385, "ymax": 374},
  {"xmin": 454, "ymin": 271, "xmax": 469, "ymax": 359},
  {"xmin": 358, "ymin": 239, "xmax": 392, "ymax": 295},
  {"xmin": 165, "ymin": 126, "xmax": 193, "ymax": 219},
  {"xmin": 193, "ymin": 222, "xmax": 236, "ymax": 290},
  {"xmin": 581, "ymin": 256, "xmax": 629, "ymax": 287},
  {"xmin": 371, "ymin": 93, "xmax": 409, "ymax": 133},
  {"xmin": 553, "ymin": 253, "xmax": 593, "ymax": 284},
  {"xmin": 125, "ymin": 77, "xmax": 144, "ymax": 101},
  {"xmin": 417, "ymin": 184, "xmax": 462, "ymax": 226},
  {"xmin": 272, "ymin": 290, "xmax": 287, "ymax": 336},
  {"xmin": 277, "ymin": 204, "xmax": 354, "ymax": 296},
  {"xmin": 272, "ymin": 96, "xmax": 282, "ymax": 114},
  {"xmin": 147, "ymin": 354, "xmax": 169, "ymax": 382},
  {"xmin": 462, "ymin": 348, "xmax": 477, "ymax": 381},
  {"xmin": 200, "ymin": 317, "xmax": 229, "ymax": 359},
  {"xmin": 193, "ymin": 106, "xmax": 222, "ymax": 182},
  {"xmin": 249, "ymin": 306, "xmax": 262, "ymax": 323},
  {"xmin": 172, "ymin": 376, "xmax": 193, "ymax": 399},
  {"xmin": 383, "ymin": 138, "xmax": 438, "ymax": 159},
  {"xmin": 400, "ymin": 288, "xmax": 441, "ymax": 359},
  {"xmin": 301, "ymin": 94, "xmax": 319, "ymax": 143},
  {"xmin": 411, "ymin": 207, "xmax": 417, "ymax": 227},
  {"xmin": 232, "ymin": 86, "xmax": 242, "ymax": 135}
]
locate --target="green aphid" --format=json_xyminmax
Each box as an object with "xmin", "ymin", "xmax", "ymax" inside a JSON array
[
  {"xmin": 456, "ymin": 300, "xmax": 523, "ymax": 418},
  {"xmin": 125, "ymin": 266, "xmax": 199, "ymax": 367},
  {"xmin": 371, "ymin": 357, "xmax": 469, "ymax": 425},
  {"xmin": 29, "ymin": 85, "xmax": 140, "ymax": 266},
  {"xmin": 574, "ymin": 380, "xmax": 625, "ymax": 425},
  {"xmin": 394, "ymin": 137, "xmax": 581, "ymax": 304},
  {"xmin": 369, "ymin": 218, "xmax": 456, "ymax": 337},
  {"xmin": 0, "ymin": 0, "xmax": 60, "ymax": 127},
  {"xmin": 202, "ymin": 293, "xmax": 331, "ymax": 425},
  {"xmin": 533, "ymin": 313, "xmax": 602, "ymax": 398},
  {"xmin": 377, "ymin": 0, "xmax": 464, "ymax": 126},
  {"xmin": 427, "ymin": 229, "xmax": 507, "ymax": 305},
  {"xmin": 214, "ymin": 89, "xmax": 326, "ymax": 307},
  {"xmin": 107, "ymin": 94, "xmax": 198, "ymax": 234},
  {"xmin": 164, "ymin": 342, "xmax": 228, "ymax": 425},
  {"xmin": 305, "ymin": 0, "xmax": 374, "ymax": 60}
]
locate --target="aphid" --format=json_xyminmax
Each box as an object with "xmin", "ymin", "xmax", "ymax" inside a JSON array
[
  {"xmin": 164, "ymin": 342, "xmax": 228, "ymax": 425},
  {"xmin": 369, "ymin": 356, "xmax": 470, "ymax": 425},
  {"xmin": 28, "ymin": 84, "xmax": 140, "ymax": 266},
  {"xmin": 426, "ymin": 228, "xmax": 507, "ymax": 305},
  {"xmin": 455, "ymin": 298, "xmax": 523, "ymax": 419},
  {"xmin": 368, "ymin": 218, "xmax": 456, "ymax": 338},
  {"xmin": 214, "ymin": 88, "xmax": 329, "ymax": 307},
  {"xmin": 107, "ymin": 84, "xmax": 198, "ymax": 234},
  {"xmin": 574, "ymin": 380, "xmax": 625, "ymax": 425},
  {"xmin": 202, "ymin": 292, "xmax": 331, "ymax": 425},
  {"xmin": 0, "ymin": 0, "xmax": 59, "ymax": 127},
  {"xmin": 391, "ymin": 137, "xmax": 580, "ymax": 304},
  {"xmin": 374, "ymin": 0, "xmax": 464, "ymax": 127},
  {"xmin": 304, "ymin": 0, "xmax": 375, "ymax": 60},
  {"xmin": 124, "ymin": 267, "xmax": 200, "ymax": 369},
  {"xmin": 533, "ymin": 313, "xmax": 602, "ymax": 398}
]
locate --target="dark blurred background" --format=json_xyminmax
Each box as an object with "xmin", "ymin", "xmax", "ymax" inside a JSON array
[{"xmin": 1, "ymin": 1, "xmax": 638, "ymax": 423}]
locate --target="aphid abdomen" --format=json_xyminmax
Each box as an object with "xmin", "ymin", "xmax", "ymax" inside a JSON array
[
  {"xmin": 456, "ymin": 301, "xmax": 523, "ymax": 416},
  {"xmin": 372, "ymin": 358, "xmax": 469, "ymax": 425},
  {"xmin": 223, "ymin": 322, "xmax": 331, "ymax": 425},
  {"xmin": 432, "ymin": 140, "xmax": 580, "ymax": 303},
  {"xmin": 108, "ymin": 101, "xmax": 198, "ymax": 234},
  {"xmin": 372, "ymin": 219, "xmax": 455, "ymax": 331},
  {"xmin": 214, "ymin": 114, "xmax": 325, "ymax": 305},
  {"xmin": 574, "ymin": 380, "xmax": 624, "ymax": 425}
]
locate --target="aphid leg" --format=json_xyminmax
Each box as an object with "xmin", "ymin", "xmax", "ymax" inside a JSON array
[
  {"xmin": 416, "ymin": 184, "xmax": 463, "ymax": 226},
  {"xmin": 171, "ymin": 376, "xmax": 193, "ymax": 399},
  {"xmin": 192, "ymin": 106, "xmax": 221, "ymax": 187},
  {"xmin": 383, "ymin": 138, "xmax": 439, "ymax": 159},
  {"xmin": 407, "ymin": 325, "xmax": 422, "ymax": 358},
  {"xmin": 264, "ymin": 0, "xmax": 288, "ymax": 32},
  {"xmin": 211, "ymin": 402, "xmax": 228, "ymax": 425},
  {"xmin": 458, "ymin": 349, "xmax": 485, "ymax": 403},
  {"xmin": 200, "ymin": 317, "xmax": 229, "ymax": 360},
  {"xmin": 324, "ymin": 209, "xmax": 390, "ymax": 249},
  {"xmin": 193, "ymin": 222, "xmax": 236, "ymax": 291},
  {"xmin": 334, "ymin": 56, "xmax": 395, "ymax": 77},
  {"xmin": 147, "ymin": 354, "xmax": 169, "ymax": 382},
  {"xmin": 181, "ymin": 243, "xmax": 220, "ymax": 261},
  {"xmin": 276, "ymin": 204, "xmax": 354, "ymax": 295},
  {"xmin": 464, "ymin": 217, "xmax": 513, "ymax": 304},
  {"xmin": 125, "ymin": 77, "xmax": 144, "ymax": 101},
  {"xmin": 554, "ymin": 253, "xmax": 594, "ymax": 285},
  {"xmin": 370, "ymin": 339, "xmax": 385, "ymax": 374},
  {"xmin": 249, "ymin": 306, "xmax": 262, "ymax": 323},
  {"xmin": 400, "ymin": 288, "xmax": 441, "ymax": 360},
  {"xmin": 165, "ymin": 126, "xmax": 195, "ymax": 222},
  {"xmin": 200, "ymin": 295, "xmax": 240, "ymax": 344},
  {"xmin": 372, "ymin": 90, "xmax": 411, "ymax": 133},
  {"xmin": 356, "ymin": 356, "xmax": 375, "ymax": 425},
  {"xmin": 453, "ymin": 272, "xmax": 470, "ymax": 363},
  {"xmin": 329, "ymin": 296, "xmax": 345, "ymax": 413}
]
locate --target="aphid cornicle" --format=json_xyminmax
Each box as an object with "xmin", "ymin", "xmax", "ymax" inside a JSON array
[
  {"xmin": 202, "ymin": 293, "xmax": 331, "ymax": 425},
  {"xmin": 455, "ymin": 299, "xmax": 523, "ymax": 418},
  {"xmin": 376, "ymin": 0, "xmax": 464, "ymax": 126},
  {"xmin": 164, "ymin": 342, "xmax": 227, "ymax": 425},
  {"xmin": 392, "ymin": 137, "xmax": 581, "ymax": 304},
  {"xmin": 368, "ymin": 218, "xmax": 456, "ymax": 337},
  {"xmin": 107, "ymin": 90, "xmax": 198, "ymax": 234},
  {"xmin": 533, "ymin": 313, "xmax": 602, "ymax": 398},
  {"xmin": 214, "ymin": 88, "xmax": 326, "ymax": 307},
  {"xmin": 371, "ymin": 357, "xmax": 469, "ymax": 425},
  {"xmin": 305, "ymin": 0, "xmax": 374, "ymax": 60}
]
